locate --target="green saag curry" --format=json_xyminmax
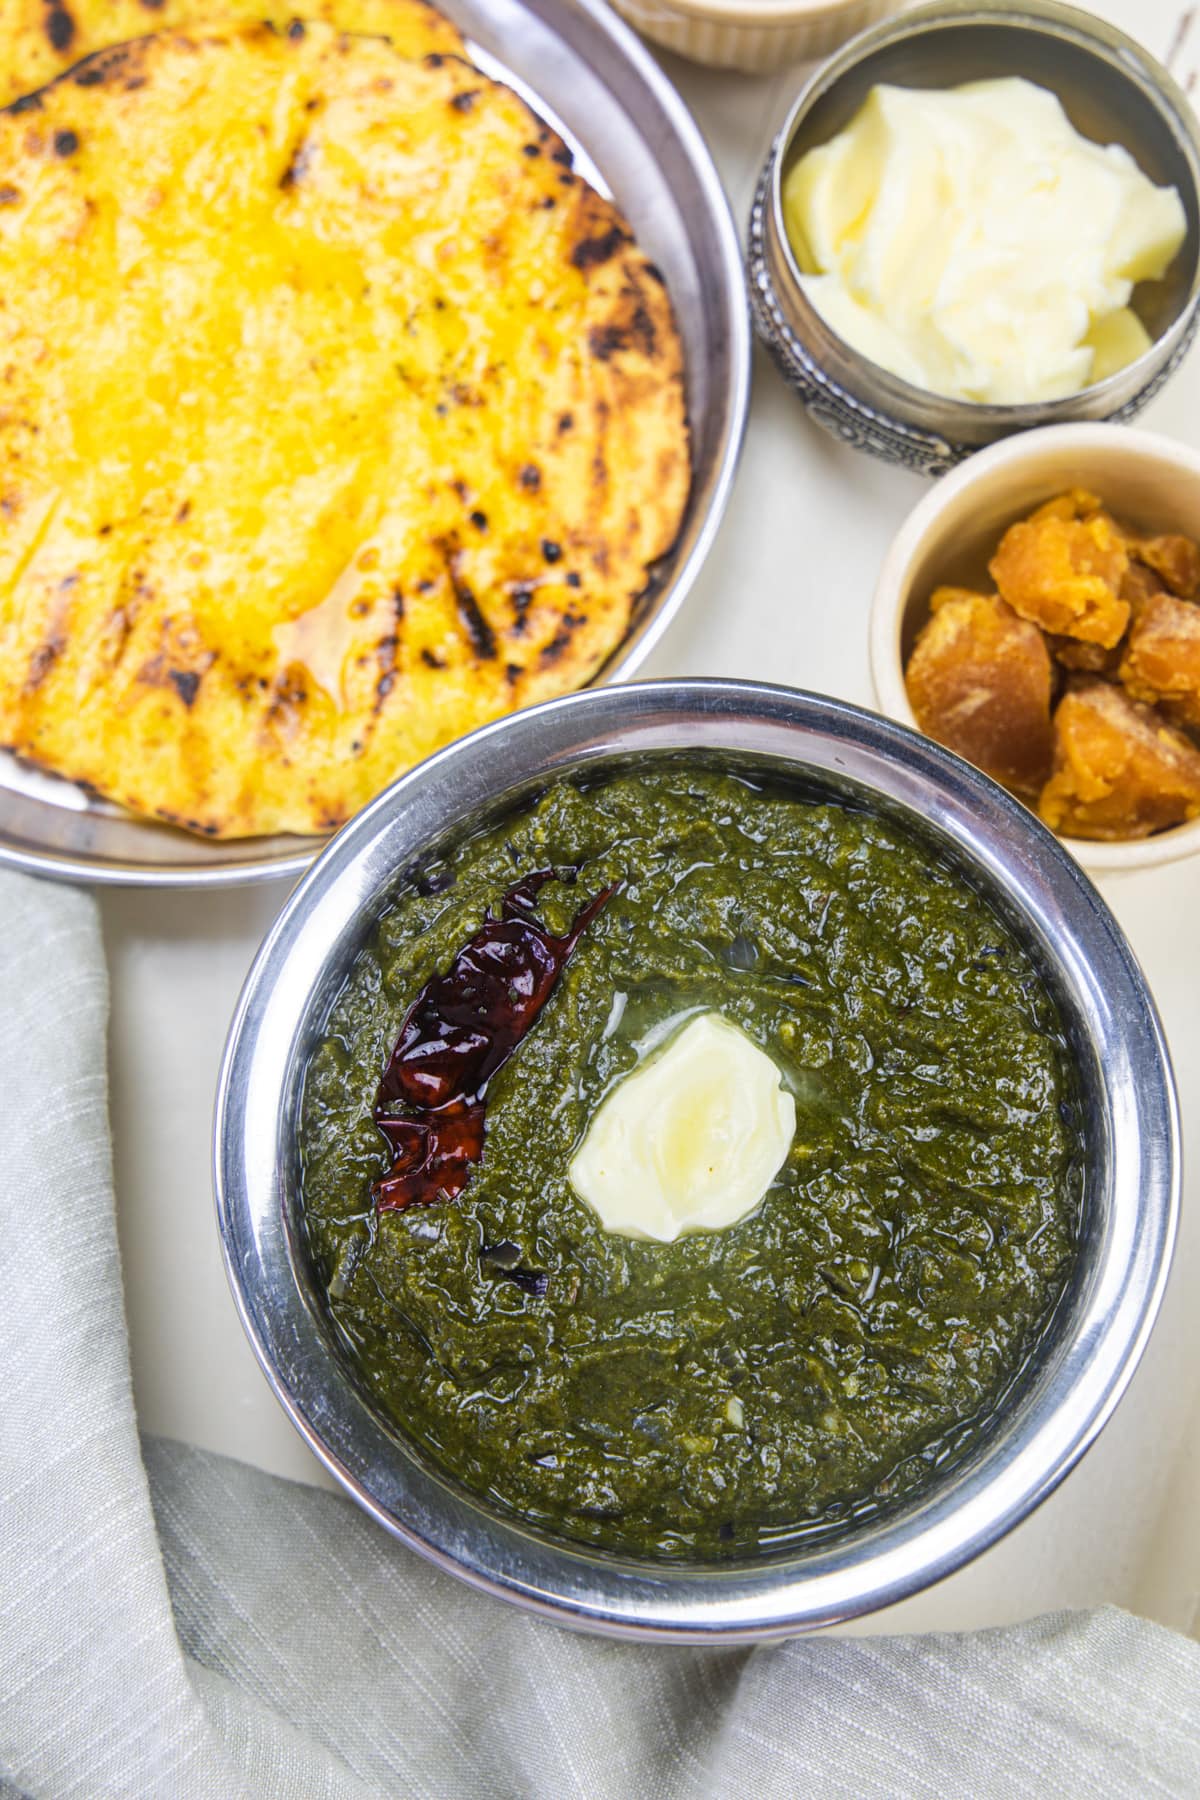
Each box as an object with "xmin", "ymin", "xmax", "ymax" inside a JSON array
[{"xmin": 299, "ymin": 764, "xmax": 1082, "ymax": 1558}]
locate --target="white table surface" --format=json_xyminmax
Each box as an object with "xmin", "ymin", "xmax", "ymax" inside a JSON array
[{"xmin": 100, "ymin": 0, "xmax": 1200, "ymax": 1639}]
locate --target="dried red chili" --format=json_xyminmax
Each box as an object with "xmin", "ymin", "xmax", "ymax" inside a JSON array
[{"xmin": 373, "ymin": 867, "xmax": 617, "ymax": 1212}]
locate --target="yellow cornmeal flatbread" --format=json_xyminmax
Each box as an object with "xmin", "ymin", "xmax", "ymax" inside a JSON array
[
  {"xmin": 0, "ymin": 24, "xmax": 690, "ymax": 837},
  {"xmin": 0, "ymin": 0, "xmax": 461, "ymax": 106}
]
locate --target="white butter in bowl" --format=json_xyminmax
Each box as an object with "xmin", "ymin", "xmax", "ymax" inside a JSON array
[
  {"xmin": 782, "ymin": 77, "xmax": 1187, "ymax": 406},
  {"xmin": 568, "ymin": 1011, "xmax": 796, "ymax": 1244}
]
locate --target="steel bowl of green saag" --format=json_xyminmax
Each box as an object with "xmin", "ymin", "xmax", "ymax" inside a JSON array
[{"xmin": 215, "ymin": 681, "xmax": 1178, "ymax": 1638}]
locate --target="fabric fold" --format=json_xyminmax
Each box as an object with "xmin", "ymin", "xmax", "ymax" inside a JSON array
[{"xmin": 0, "ymin": 872, "xmax": 248, "ymax": 1798}]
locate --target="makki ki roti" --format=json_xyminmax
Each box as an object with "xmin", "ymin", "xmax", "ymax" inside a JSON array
[
  {"xmin": 0, "ymin": 23, "xmax": 690, "ymax": 838},
  {"xmin": 0, "ymin": 0, "xmax": 462, "ymax": 107}
]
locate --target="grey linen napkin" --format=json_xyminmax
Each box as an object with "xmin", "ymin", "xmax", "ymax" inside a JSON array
[{"xmin": 2, "ymin": 867, "xmax": 1199, "ymax": 1800}]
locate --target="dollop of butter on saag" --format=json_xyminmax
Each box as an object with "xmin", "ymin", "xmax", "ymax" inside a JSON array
[{"xmin": 569, "ymin": 1011, "xmax": 796, "ymax": 1243}]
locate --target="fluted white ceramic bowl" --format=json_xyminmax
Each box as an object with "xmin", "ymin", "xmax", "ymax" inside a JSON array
[{"xmin": 608, "ymin": 0, "xmax": 895, "ymax": 73}]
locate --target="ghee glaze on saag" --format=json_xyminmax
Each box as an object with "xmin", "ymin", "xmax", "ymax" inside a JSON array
[{"xmin": 299, "ymin": 765, "xmax": 1083, "ymax": 1558}]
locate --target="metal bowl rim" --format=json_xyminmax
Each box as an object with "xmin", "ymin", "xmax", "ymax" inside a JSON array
[{"xmin": 213, "ymin": 677, "xmax": 1179, "ymax": 1640}]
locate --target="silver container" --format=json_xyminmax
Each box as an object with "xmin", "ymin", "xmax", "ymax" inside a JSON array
[
  {"xmin": 0, "ymin": 0, "xmax": 749, "ymax": 888},
  {"xmin": 748, "ymin": 0, "xmax": 1200, "ymax": 475},
  {"xmin": 214, "ymin": 680, "xmax": 1178, "ymax": 1641}
]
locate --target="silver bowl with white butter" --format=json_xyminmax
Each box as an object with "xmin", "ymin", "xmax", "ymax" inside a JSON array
[{"xmin": 747, "ymin": 0, "xmax": 1200, "ymax": 474}]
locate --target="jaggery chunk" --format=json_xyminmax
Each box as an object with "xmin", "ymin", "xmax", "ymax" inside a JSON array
[
  {"xmin": 1045, "ymin": 555, "xmax": 1154, "ymax": 674},
  {"xmin": 1046, "ymin": 634, "xmax": 1122, "ymax": 676},
  {"xmin": 1029, "ymin": 489, "xmax": 1103, "ymax": 524},
  {"xmin": 906, "ymin": 587, "xmax": 1054, "ymax": 796},
  {"xmin": 1118, "ymin": 590, "xmax": 1200, "ymax": 732},
  {"xmin": 990, "ymin": 511, "xmax": 1130, "ymax": 647},
  {"xmin": 1039, "ymin": 681, "xmax": 1200, "ymax": 840},
  {"xmin": 1131, "ymin": 534, "xmax": 1200, "ymax": 599},
  {"xmin": 1025, "ymin": 493, "xmax": 1200, "ymax": 596},
  {"xmin": 1119, "ymin": 560, "xmax": 1166, "ymax": 612}
]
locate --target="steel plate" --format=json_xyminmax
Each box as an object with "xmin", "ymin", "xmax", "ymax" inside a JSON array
[{"xmin": 0, "ymin": 0, "xmax": 749, "ymax": 886}]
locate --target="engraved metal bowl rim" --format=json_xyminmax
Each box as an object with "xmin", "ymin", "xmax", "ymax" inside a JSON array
[
  {"xmin": 213, "ymin": 677, "xmax": 1178, "ymax": 1640},
  {"xmin": 748, "ymin": 0, "xmax": 1200, "ymax": 472}
]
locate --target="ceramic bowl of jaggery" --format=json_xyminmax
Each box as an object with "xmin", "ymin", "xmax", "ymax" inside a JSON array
[{"xmin": 870, "ymin": 422, "xmax": 1200, "ymax": 872}]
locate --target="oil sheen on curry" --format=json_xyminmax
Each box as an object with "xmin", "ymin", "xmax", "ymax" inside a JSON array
[{"xmin": 300, "ymin": 766, "xmax": 1082, "ymax": 1559}]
